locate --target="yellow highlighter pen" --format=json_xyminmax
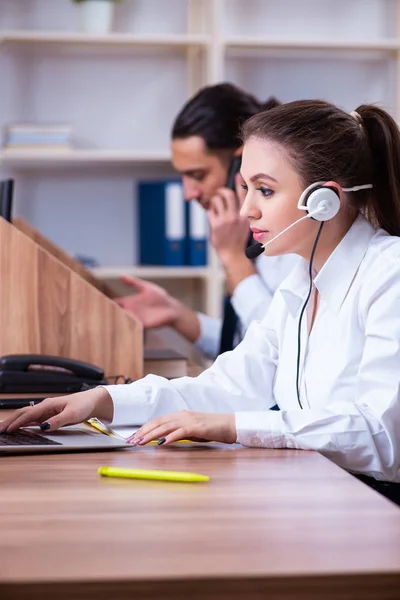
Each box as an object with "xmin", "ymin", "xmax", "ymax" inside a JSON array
[
  {"xmin": 87, "ymin": 418, "xmax": 125, "ymax": 440},
  {"xmin": 147, "ymin": 439, "xmax": 195, "ymax": 445},
  {"xmin": 98, "ymin": 466, "xmax": 210, "ymax": 483},
  {"xmin": 88, "ymin": 419, "xmax": 194, "ymax": 445}
]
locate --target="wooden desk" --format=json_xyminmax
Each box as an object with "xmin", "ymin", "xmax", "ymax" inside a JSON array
[{"xmin": 1, "ymin": 416, "xmax": 400, "ymax": 600}]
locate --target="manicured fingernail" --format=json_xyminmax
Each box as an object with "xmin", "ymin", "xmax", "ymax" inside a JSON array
[
  {"xmin": 157, "ymin": 438, "xmax": 166, "ymax": 446},
  {"xmin": 40, "ymin": 422, "xmax": 51, "ymax": 431},
  {"xmin": 128, "ymin": 436, "xmax": 142, "ymax": 445}
]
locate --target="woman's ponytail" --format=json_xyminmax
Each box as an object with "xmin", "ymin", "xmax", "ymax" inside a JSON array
[{"xmin": 356, "ymin": 105, "xmax": 400, "ymax": 236}]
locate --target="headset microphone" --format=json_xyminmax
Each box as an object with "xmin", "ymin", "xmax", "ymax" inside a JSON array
[
  {"xmin": 245, "ymin": 241, "xmax": 265, "ymax": 259},
  {"xmin": 245, "ymin": 211, "xmax": 324, "ymax": 259},
  {"xmin": 244, "ymin": 182, "xmax": 373, "ymax": 260}
]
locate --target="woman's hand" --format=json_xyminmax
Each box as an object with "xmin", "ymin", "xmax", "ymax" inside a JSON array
[
  {"xmin": 127, "ymin": 410, "xmax": 237, "ymax": 446},
  {"xmin": 0, "ymin": 386, "xmax": 113, "ymax": 433}
]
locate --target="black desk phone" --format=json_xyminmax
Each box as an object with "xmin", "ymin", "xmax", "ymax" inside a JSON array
[{"xmin": 0, "ymin": 354, "xmax": 106, "ymax": 394}]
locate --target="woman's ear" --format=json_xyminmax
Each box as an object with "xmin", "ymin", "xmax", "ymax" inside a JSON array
[{"xmin": 323, "ymin": 180, "xmax": 342, "ymax": 198}]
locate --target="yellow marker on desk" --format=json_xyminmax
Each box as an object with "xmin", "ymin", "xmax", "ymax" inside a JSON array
[{"xmin": 98, "ymin": 466, "xmax": 210, "ymax": 483}]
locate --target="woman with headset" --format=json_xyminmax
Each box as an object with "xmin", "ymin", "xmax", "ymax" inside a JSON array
[{"xmin": 3, "ymin": 100, "xmax": 400, "ymax": 502}]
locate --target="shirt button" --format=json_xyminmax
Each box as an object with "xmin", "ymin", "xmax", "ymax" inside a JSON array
[{"xmin": 252, "ymin": 436, "xmax": 262, "ymax": 447}]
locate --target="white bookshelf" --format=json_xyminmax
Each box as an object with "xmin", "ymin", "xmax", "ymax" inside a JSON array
[
  {"xmin": 1, "ymin": 0, "xmax": 399, "ymax": 320},
  {"xmin": 92, "ymin": 265, "xmax": 214, "ymax": 280},
  {"xmin": 224, "ymin": 37, "xmax": 400, "ymax": 51},
  {"xmin": 0, "ymin": 148, "xmax": 171, "ymax": 168},
  {"xmin": 0, "ymin": 30, "xmax": 209, "ymax": 48}
]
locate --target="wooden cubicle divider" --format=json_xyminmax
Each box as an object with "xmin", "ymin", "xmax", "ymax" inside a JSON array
[
  {"xmin": 13, "ymin": 217, "xmax": 116, "ymax": 299},
  {"xmin": 0, "ymin": 217, "xmax": 143, "ymax": 380}
]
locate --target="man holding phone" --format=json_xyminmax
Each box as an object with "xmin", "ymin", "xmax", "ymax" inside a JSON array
[{"xmin": 117, "ymin": 83, "xmax": 299, "ymax": 359}]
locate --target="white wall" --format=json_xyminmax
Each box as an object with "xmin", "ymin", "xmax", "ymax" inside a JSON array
[
  {"xmin": 0, "ymin": 0, "xmax": 189, "ymax": 33},
  {"xmin": 226, "ymin": 52, "xmax": 397, "ymax": 114},
  {"xmin": 223, "ymin": 0, "xmax": 396, "ymax": 39}
]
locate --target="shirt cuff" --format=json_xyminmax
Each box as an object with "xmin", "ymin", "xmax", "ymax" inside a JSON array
[
  {"xmin": 235, "ymin": 410, "xmax": 291, "ymax": 448},
  {"xmin": 102, "ymin": 381, "xmax": 150, "ymax": 427},
  {"xmin": 194, "ymin": 312, "xmax": 222, "ymax": 359},
  {"xmin": 231, "ymin": 274, "xmax": 273, "ymax": 330}
]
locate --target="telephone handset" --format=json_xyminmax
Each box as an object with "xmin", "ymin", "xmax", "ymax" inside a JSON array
[
  {"xmin": 0, "ymin": 354, "xmax": 106, "ymax": 394},
  {"xmin": 226, "ymin": 155, "xmax": 242, "ymax": 191}
]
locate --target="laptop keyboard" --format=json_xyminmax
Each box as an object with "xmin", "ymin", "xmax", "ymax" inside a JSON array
[{"xmin": 0, "ymin": 430, "xmax": 62, "ymax": 446}]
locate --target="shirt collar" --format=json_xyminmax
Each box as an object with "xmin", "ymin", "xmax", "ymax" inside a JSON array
[{"xmin": 280, "ymin": 214, "xmax": 378, "ymax": 317}]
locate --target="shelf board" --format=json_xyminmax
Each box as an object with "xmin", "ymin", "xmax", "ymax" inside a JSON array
[
  {"xmin": 92, "ymin": 266, "xmax": 212, "ymax": 280},
  {"xmin": 224, "ymin": 37, "xmax": 400, "ymax": 52},
  {"xmin": 0, "ymin": 30, "xmax": 210, "ymax": 48},
  {"xmin": 0, "ymin": 148, "xmax": 171, "ymax": 168}
]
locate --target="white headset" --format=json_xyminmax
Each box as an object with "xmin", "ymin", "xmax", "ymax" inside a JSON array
[
  {"xmin": 298, "ymin": 181, "xmax": 373, "ymax": 222},
  {"xmin": 245, "ymin": 181, "xmax": 373, "ymax": 259}
]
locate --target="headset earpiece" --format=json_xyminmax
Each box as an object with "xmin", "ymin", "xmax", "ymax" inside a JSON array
[{"xmin": 305, "ymin": 185, "xmax": 340, "ymax": 221}]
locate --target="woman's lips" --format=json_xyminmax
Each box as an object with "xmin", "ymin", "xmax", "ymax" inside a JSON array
[{"xmin": 252, "ymin": 230, "xmax": 269, "ymax": 242}]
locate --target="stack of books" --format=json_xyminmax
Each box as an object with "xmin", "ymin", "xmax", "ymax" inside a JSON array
[{"xmin": 3, "ymin": 123, "xmax": 72, "ymax": 151}]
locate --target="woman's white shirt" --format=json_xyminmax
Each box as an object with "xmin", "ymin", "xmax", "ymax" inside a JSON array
[
  {"xmin": 105, "ymin": 214, "xmax": 400, "ymax": 482},
  {"xmin": 195, "ymin": 253, "xmax": 300, "ymax": 358}
]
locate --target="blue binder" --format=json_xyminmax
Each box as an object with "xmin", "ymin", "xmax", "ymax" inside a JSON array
[
  {"xmin": 138, "ymin": 180, "xmax": 185, "ymax": 266},
  {"xmin": 187, "ymin": 200, "xmax": 208, "ymax": 266}
]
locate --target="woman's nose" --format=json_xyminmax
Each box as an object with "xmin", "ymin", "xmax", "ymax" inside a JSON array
[{"xmin": 240, "ymin": 192, "xmax": 261, "ymax": 219}]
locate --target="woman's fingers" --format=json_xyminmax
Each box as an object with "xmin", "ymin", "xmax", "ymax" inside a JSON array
[
  {"xmin": 0, "ymin": 402, "xmax": 55, "ymax": 433},
  {"xmin": 128, "ymin": 412, "xmax": 193, "ymax": 445},
  {"xmin": 0, "ymin": 418, "xmax": 41, "ymax": 432},
  {"xmin": 129, "ymin": 414, "xmax": 169, "ymax": 440},
  {"xmin": 130, "ymin": 422, "xmax": 188, "ymax": 447},
  {"xmin": 128, "ymin": 419, "xmax": 179, "ymax": 445},
  {"xmin": 159, "ymin": 427, "xmax": 188, "ymax": 445},
  {"xmin": 38, "ymin": 408, "xmax": 79, "ymax": 432},
  {"xmin": 0, "ymin": 397, "xmax": 74, "ymax": 433}
]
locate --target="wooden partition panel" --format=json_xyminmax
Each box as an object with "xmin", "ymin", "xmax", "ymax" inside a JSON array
[
  {"xmin": 0, "ymin": 218, "xmax": 143, "ymax": 380},
  {"xmin": 13, "ymin": 217, "xmax": 116, "ymax": 299}
]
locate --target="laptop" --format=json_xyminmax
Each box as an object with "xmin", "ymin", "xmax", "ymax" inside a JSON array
[{"xmin": 0, "ymin": 425, "xmax": 131, "ymax": 455}]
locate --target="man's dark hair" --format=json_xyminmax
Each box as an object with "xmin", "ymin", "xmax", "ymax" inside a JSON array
[{"xmin": 172, "ymin": 83, "xmax": 280, "ymax": 151}]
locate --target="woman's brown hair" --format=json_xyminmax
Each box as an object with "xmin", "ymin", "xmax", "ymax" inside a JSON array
[{"xmin": 241, "ymin": 100, "xmax": 400, "ymax": 236}]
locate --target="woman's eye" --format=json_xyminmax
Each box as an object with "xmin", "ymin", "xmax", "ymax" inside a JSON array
[
  {"xmin": 256, "ymin": 186, "xmax": 274, "ymax": 198},
  {"xmin": 241, "ymin": 183, "xmax": 248, "ymax": 191}
]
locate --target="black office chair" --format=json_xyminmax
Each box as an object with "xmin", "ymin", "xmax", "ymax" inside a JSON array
[{"xmin": 0, "ymin": 179, "xmax": 14, "ymax": 222}]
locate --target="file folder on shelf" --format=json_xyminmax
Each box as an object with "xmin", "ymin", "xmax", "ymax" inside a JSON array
[
  {"xmin": 138, "ymin": 180, "xmax": 185, "ymax": 266},
  {"xmin": 187, "ymin": 199, "xmax": 208, "ymax": 266}
]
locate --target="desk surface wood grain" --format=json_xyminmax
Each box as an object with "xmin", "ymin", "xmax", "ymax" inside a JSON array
[{"xmin": 0, "ymin": 419, "xmax": 400, "ymax": 600}]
